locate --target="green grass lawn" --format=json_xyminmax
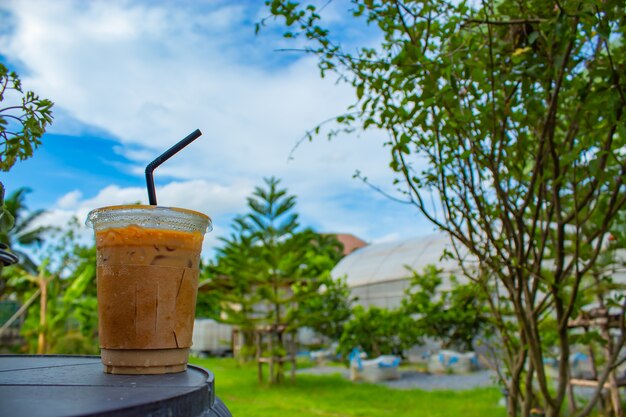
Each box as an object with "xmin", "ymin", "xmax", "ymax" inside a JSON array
[{"xmin": 190, "ymin": 357, "xmax": 507, "ymax": 417}]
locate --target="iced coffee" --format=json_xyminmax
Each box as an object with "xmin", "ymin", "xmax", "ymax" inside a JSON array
[{"xmin": 87, "ymin": 205, "xmax": 211, "ymax": 374}]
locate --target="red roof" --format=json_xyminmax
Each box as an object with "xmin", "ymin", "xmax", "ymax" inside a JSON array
[{"xmin": 333, "ymin": 233, "xmax": 368, "ymax": 256}]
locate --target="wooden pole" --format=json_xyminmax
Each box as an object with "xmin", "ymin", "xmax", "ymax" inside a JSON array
[
  {"xmin": 269, "ymin": 330, "xmax": 275, "ymax": 384},
  {"xmin": 290, "ymin": 332, "xmax": 296, "ymax": 382},
  {"xmin": 256, "ymin": 330, "xmax": 262, "ymax": 384},
  {"xmin": 602, "ymin": 332, "xmax": 622, "ymax": 416},
  {"xmin": 37, "ymin": 275, "xmax": 48, "ymax": 354}
]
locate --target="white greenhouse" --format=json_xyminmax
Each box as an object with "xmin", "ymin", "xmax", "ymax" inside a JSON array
[
  {"xmin": 332, "ymin": 232, "xmax": 626, "ymax": 309},
  {"xmin": 331, "ymin": 233, "xmax": 475, "ymax": 309}
]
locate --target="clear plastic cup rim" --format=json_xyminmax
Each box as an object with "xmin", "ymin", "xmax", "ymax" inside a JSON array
[{"xmin": 86, "ymin": 205, "xmax": 212, "ymax": 234}]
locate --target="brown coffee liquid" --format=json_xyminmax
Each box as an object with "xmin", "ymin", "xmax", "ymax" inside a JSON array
[
  {"xmin": 96, "ymin": 225, "xmax": 203, "ymax": 268},
  {"xmin": 96, "ymin": 225, "xmax": 204, "ymax": 351}
]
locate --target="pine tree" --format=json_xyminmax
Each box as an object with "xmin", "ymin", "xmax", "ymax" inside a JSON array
[{"xmin": 209, "ymin": 177, "xmax": 343, "ymax": 382}]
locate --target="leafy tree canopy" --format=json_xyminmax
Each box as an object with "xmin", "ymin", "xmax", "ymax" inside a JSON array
[
  {"xmin": 4, "ymin": 217, "xmax": 98, "ymax": 355},
  {"xmin": 337, "ymin": 304, "xmax": 416, "ymax": 360},
  {"xmin": 263, "ymin": 1, "xmax": 625, "ymax": 415},
  {"xmin": 206, "ymin": 177, "xmax": 344, "ymax": 379},
  {"xmin": 290, "ymin": 274, "xmax": 355, "ymax": 343},
  {"xmin": 0, "ymin": 188, "xmax": 52, "ymax": 276},
  {"xmin": 0, "ymin": 64, "xmax": 53, "ymax": 237},
  {"xmin": 401, "ymin": 265, "xmax": 490, "ymax": 352},
  {"xmin": 0, "ymin": 64, "xmax": 53, "ymax": 173}
]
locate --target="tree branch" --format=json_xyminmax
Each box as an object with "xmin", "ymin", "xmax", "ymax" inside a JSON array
[{"xmin": 463, "ymin": 18, "xmax": 546, "ymax": 27}]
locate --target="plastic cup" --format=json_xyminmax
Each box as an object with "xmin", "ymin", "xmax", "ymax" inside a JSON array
[{"xmin": 86, "ymin": 205, "xmax": 211, "ymax": 374}]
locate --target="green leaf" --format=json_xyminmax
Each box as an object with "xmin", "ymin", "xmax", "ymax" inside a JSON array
[
  {"xmin": 0, "ymin": 206, "xmax": 15, "ymax": 231},
  {"xmin": 356, "ymin": 84, "xmax": 364, "ymax": 100}
]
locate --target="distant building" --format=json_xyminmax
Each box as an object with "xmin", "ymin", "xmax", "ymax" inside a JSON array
[
  {"xmin": 332, "ymin": 233, "xmax": 472, "ymax": 309},
  {"xmin": 332, "ymin": 232, "xmax": 626, "ymax": 310},
  {"xmin": 330, "ymin": 233, "xmax": 368, "ymax": 256}
]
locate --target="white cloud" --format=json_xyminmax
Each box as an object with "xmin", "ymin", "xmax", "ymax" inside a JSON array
[
  {"xmin": 1, "ymin": 0, "xmax": 391, "ymax": 176},
  {"xmin": 51, "ymin": 179, "xmax": 252, "ymax": 218},
  {"xmin": 56, "ymin": 190, "xmax": 82, "ymax": 209},
  {"xmin": 31, "ymin": 178, "xmax": 253, "ymax": 258},
  {"xmin": 1, "ymin": 0, "xmax": 433, "ymax": 251}
]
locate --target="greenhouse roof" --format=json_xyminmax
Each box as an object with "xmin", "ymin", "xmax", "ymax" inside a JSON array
[
  {"xmin": 332, "ymin": 233, "xmax": 474, "ymax": 288},
  {"xmin": 332, "ymin": 232, "xmax": 626, "ymax": 289}
]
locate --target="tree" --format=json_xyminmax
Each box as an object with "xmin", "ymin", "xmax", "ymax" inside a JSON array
[
  {"xmin": 0, "ymin": 188, "xmax": 52, "ymax": 276},
  {"xmin": 565, "ymin": 213, "xmax": 626, "ymax": 415},
  {"xmin": 337, "ymin": 304, "xmax": 416, "ymax": 360},
  {"xmin": 264, "ymin": 1, "xmax": 625, "ymax": 416},
  {"xmin": 401, "ymin": 265, "xmax": 490, "ymax": 352},
  {"xmin": 209, "ymin": 177, "xmax": 344, "ymax": 381},
  {"xmin": 4, "ymin": 217, "xmax": 98, "ymax": 355},
  {"xmin": 195, "ymin": 259, "xmax": 226, "ymax": 321},
  {"xmin": 0, "ymin": 64, "xmax": 53, "ymax": 173},
  {"xmin": 206, "ymin": 219, "xmax": 267, "ymax": 361},
  {"xmin": 0, "ymin": 64, "xmax": 53, "ymax": 231},
  {"xmin": 290, "ymin": 274, "xmax": 354, "ymax": 345}
]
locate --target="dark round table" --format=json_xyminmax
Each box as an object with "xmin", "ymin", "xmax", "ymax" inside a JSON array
[{"xmin": 0, "ymin": 355, "xmax": 232, "ymax": 417}]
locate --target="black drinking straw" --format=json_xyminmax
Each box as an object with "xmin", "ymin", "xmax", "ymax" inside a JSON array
[{"xmin": 145, "ymin": 129, "xmax": 202, "ymax": 205}]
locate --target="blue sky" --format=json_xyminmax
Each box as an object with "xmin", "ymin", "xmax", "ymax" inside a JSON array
[{"xmin": 1, "ymin": 0, "xmax": 434, "ymax": 257}]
